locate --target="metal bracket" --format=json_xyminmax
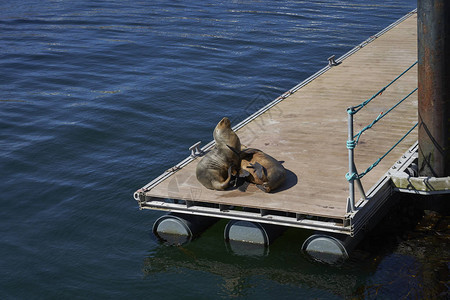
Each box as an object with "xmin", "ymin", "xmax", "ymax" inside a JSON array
[
  {"xmin": 328, "ymin": 55, "xmax": 341, "ymax": 67},
  {"xmin": 189, "ymin": 141, "xmax": 202, "ymax": 157},
  {"xmin": 346, "ymin": 197, "xmax": 355, "ymax": 213},
  {"xmin": 133, "ymin": 189, "xmax": 147, "ymax": 205}
]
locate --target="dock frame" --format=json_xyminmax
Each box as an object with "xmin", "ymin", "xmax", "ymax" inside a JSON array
[{"xmin": 135, "ymin": 142, "xmax": 418, "ymax": 237}]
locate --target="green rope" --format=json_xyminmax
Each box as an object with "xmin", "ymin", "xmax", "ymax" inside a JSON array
[
  {"xmin": 345, "ymin": 172, "xmax": 357, "ymax": 181},
  {"xmin": 349, "ymin": 61, "xmax": 417, "ymax": 115},
  {"xmin": 346, "ymin": 122, "xmax": 418, "ymax": 181},
  {"xmin": 353, "ymin": 87, "xmax": 418, "ymax": 144},
  {"xmin": 346, "ymin": 140, "xmax": 356, "ymax": 150},
  {"xmin": 346, "ymin": 60, "xmax": 418, "ymax": 182}
]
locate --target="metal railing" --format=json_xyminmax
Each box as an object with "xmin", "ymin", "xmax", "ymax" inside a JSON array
[{"xmin": 346, "ymin": 61, "xmax": 418, "ymax": 213}]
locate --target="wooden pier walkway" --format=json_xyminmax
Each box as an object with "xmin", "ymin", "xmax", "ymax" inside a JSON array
[{"xmin": 135, "ymin": 11, "xmax": 418, "ymax": 235}]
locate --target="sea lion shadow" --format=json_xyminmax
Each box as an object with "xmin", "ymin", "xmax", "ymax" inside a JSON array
[{"xmin": 273, "ymin": 168, "xmax": 298, "ymax": 193}]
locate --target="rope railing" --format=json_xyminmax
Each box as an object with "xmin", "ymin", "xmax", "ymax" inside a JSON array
[
  {"xmin": 346, "ymin": 122, "xmax": 418, "ymax": 182},
  {"xmin": 350, "ymin": 61, "xmax": 417, "ymax": 115},
  {"xmin": 345, "ymin": 60, "xmax": 418, "ymax": 213},
  {"xmin": 352, "ymin": 87, "xmax": 418, "ymax": 145}
]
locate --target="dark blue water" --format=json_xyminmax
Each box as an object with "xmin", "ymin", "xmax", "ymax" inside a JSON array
[{"xmin": 3, "ymin": 1, "xmax": 447, "ymax": 299}]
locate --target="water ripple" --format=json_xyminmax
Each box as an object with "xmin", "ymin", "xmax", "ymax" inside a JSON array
[{"xmin": 0, "ymin": 0, "xmax": 419, "ymax": 298}]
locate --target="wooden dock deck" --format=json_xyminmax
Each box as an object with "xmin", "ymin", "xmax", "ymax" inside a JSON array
[{"xmin": 135, "ymin": 11, "xmax": 418, "ymax": 235}]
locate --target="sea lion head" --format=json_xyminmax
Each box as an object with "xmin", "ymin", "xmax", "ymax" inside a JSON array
[
  {"xmin": 216, "ymin": 117, "xmax": 231, "ymax": 130},
  {"xmin": 213, "ymin": 117, "xmax": 240, "ymax": 149}
]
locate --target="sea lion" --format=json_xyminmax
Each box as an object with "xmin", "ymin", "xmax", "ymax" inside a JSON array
[
  {"xmin": 195, "ymin": 117, "xmax": 241, "ymax": 190},
  {"xmin": 230, "ymin": 147, "xmax": 286, "ymax": 193}
]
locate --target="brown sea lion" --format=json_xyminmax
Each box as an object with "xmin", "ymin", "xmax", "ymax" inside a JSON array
[
  {"xmin": 195, "ymin": 117, "xmax": 241, "ymax": 190},
  {"xmin": 230, "ymin": 147, "xmax": 286, "ymax": 193}
]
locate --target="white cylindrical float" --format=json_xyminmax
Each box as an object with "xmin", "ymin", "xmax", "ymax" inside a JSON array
[
  {"xmin": 302, "ymin": 234, "xmax": 358, "ymax": 264},
  {"xmin": 153, "ymin": 212, "xmax": 218, "ymax": 245},
  {"xmin": 224, "ymin": 220, "xmax": 286, "ymax": 256}
]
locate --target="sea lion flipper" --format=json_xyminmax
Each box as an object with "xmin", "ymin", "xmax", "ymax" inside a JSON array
[
  {"xmin": 238, "ymin": 181, "xmax": 250, "ymax": 192},
  {"xmin": 256, "ymin": 184, "xmax": 270, "ymax": 193},
  {"xmin": 241, "ymin": 148, "xmax": 259, "ymax": 160},
  {"xmin": 228, "ymin": 145, "xmax": 260, "ymax": 160},
  {"xmin": 242, "ymin": 148, "xmax": 259, "ymax": 154},
  {"xmin": 239, "ymin": 169, "xmax": 250, "ymax": 178},
  {"xmin": 251, "ymin": 162, "xmax": 266, "ymax": 180},
  {"xmin": 228, "ymin": 166, "xmax": 238, "ymax": 187},
  {"xmin": 227, "ymin": 144, "xmax": 240, "ymax": 155}
]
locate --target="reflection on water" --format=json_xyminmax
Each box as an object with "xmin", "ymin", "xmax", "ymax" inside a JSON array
[
  {"xmin": 143, "ymin": 195, "xmax": 449, "ymax": 298},
  {"xmin": 225, "ymin": 240, "xmax": 269, "ymax": 257},
  {"xmin": 144, "ymin": 219, "xmax": 368, "ymax": 298},
  {"xmin": 353, "ymin": 195, "xmax": 449, "ymax": 299}
]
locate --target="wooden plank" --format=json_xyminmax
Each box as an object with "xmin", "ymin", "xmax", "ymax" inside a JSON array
[{"xmin": 143, "ymin": 13, "xmax": 418, "ymax": 219}]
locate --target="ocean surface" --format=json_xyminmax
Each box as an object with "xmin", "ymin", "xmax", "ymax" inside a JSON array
[{"xmin": 1, "ymin": 0, "xmax": 448, "ymax": 299}]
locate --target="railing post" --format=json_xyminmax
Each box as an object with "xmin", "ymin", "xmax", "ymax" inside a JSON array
[{"xmin": 347, "ymin": 107, "xmax": 356, "ymax": 213}]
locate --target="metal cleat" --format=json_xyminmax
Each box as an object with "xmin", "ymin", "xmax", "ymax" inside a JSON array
[
  {"xmin": 328, "ymin": 55, "xmax": 341, "ymax": 67},
  {"xmin": 189, "ymin": 141, "xmax": 202, "ymax": 157}
]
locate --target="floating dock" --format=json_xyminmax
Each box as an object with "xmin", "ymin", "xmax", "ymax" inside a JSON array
[{"xmin": 134, "ymin": 11, "xmax": 423, "ymax": 259}]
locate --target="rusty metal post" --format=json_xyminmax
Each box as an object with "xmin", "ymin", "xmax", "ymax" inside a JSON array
[{"xmin": 417, "ymin": 0, "xmax": 450, "ymax": 177}]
